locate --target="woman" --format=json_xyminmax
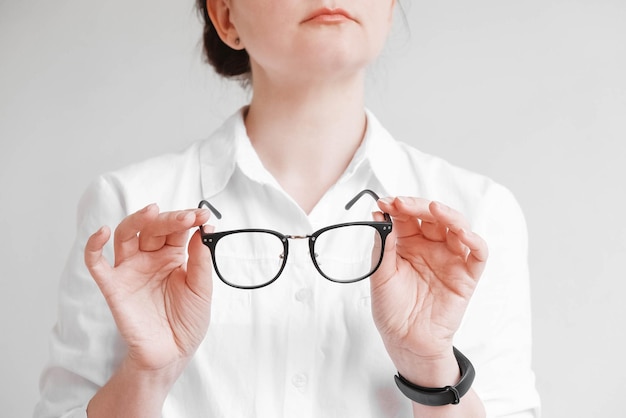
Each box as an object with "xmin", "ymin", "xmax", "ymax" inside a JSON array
[{"xmin": 36, "ymin": 0, "xmax": 540, "ymax": 417}]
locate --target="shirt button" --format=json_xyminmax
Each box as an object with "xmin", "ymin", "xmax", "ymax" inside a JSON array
[
  {"xmin": 292, "ymin": 372, "xmax": 308, "ymax": 388},
  {"xmin": 295, "ymin": 288, "xmax": 311, "ymax": 302}
]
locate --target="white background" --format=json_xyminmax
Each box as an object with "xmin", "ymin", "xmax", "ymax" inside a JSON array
[{"xmin": 1, "ymin": 0, "xmax": 625, "ymax": 416}]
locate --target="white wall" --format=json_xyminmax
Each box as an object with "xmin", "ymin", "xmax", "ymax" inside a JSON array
[{"xmin": 1, "ymin": 0, "xmax": 624, "ymax": 416}]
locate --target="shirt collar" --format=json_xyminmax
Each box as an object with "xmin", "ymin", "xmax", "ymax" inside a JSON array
[
  {"xmin": 198, "ymin": 107, "xmax": 402, "ymax": 200},
  {"xmin": 352, "ymin": 108, "xmax": 402, "ymax": 195}
]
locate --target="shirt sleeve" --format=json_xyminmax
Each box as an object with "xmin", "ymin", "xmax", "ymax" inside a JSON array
[
  {"xmin": 34, "ymin": 175, "xmax": 128, "ymax": 418},
  {"xmin": 456, "ymin": 182, "xmax": 541, "ymax": 417}
]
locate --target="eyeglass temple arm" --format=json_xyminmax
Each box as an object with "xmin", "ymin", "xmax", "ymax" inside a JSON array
[
  {"xmin": 344, "ymin": 189, "xmax": 392, "ymax": 222},
  {"xmin": 344, "ymin": 189, "xmax": 381, "ymax": 211},
  {"xmin": 200, "ymin": 190, "xmax": 385, "ymax": 220},
  {"xmin": 198, "ymin": 200, "xmax": 223, "ymax": 220}
]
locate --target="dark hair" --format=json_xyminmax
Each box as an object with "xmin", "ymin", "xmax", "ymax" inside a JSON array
[{"xmin": 195, "ymin": 0, "xmax": 251, "ymax": 79}]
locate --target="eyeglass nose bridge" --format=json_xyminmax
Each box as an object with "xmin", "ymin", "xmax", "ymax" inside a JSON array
[
  {"xmin": 281, "ymin": 234, "xmax": 326, "ymax": 275},
  {"xmin": 284, "ymin": 234, "xmax": 312, "ymax": 240},
  {"xmin": 283, "ymin": 234, "xmax": 315, "ymax": 259}
]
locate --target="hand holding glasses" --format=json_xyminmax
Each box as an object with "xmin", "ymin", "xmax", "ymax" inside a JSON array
[{"xmin": 198, "ymin": 190, "xmax": 392, "ymax": 289}]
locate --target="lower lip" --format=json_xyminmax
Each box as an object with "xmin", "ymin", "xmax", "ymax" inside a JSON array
[{"xmin": 307, "ymin": 14, "xmax": 352, "ymax": 23}]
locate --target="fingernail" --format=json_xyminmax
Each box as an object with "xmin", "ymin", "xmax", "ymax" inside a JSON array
[
  {"xmin": 177, "ymin": 211, "xmax": 192, "ymax": 221},
  {"xmin": 196, "ymin": 208, "xmax": 211, "ymax": 216},
  {"xmin": 141, "ymin": 203, "xmax": 156, "ymax": 213},
  {"xmin": 380, "ymin": 197, "xmax": 394, "ymax": 204},
  {"xmin": 435, "ymin": 201, "xmax": 450, "ymax": 211}
]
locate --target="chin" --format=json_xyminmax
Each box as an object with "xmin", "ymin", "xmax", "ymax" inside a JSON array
[{"xmin": 299, "ymin": 47, "xmax": 376, "ymax": 76}]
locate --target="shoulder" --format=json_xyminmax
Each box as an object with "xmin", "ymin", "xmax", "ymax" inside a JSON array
[
  {"xmin": 375, "ymin": 135, "xmax": 518, "ymax": 217},
  {"xmin": 366, "ymin": 111, "xmax": 499, "ymax": 207},
  {"xmin": 389, "ymin": 142, "xmax": 529, "ymax": 268},
  {"xmin": 88, "ymin": 141, "xmax": 204, "ymax": 212},
  {"xmin": 395, "ymin": 142, "xmax": 493, "ymax": 194},
  {"xmin": 73, "ymin": 141, "xmax": 202, "ymax": 235},
  {"xmin": 366, "ymin": 120, "xmax": 525, "ymax": 239},
  {"xmin": 405, "ymin": 142, "xmax": 523, "ymax": 229},
  {"xmin": 81, "ymin": 109, "xmax": 245, "ymax": 214}
]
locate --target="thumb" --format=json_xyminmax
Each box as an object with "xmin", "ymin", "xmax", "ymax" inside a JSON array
[
  {"xmin": 186, "ymin": 229, "xmax": 213, "ymax": 301},
  {"xmin": 84, "ymin": 226, "xmax": 115, "ymax": 295},
  {"xmin": 370, "ymin": 211, "xmax": 397, "ymax": 287}
]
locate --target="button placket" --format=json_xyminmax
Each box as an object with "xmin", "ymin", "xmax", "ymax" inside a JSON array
[
  {"xmin": 291, "ymin": 372, "xmax": 309, "ymax": 389},
  {"xmin": 295, "ymin": 288, "xmax": 312, "ymax": 302}
]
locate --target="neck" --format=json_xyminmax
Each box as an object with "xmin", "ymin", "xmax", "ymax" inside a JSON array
[{"xmin": 244, "ymin": 71, "xmax": 367, "ymax": 213}]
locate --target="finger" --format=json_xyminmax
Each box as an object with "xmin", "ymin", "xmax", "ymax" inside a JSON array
[
  {"xmin": 420, "ymin": 220, "xmax": 447, "ymax": 242},
  {"xmin": 84, "ymin": 226, "xmax": 114, "ymax": 292},
  {"xmin": 377, "ymin": 197, "xmax": 430, "ymax": 238},
  {"xmin": 186, "ymin": 228, "xmax": 214, "ymax": 301},
  {"xmin": 428, "ymin": 201, "xmax": 471, "ymax": 233},
  {"xmin": 139, "ymin": 211, "xmax": 191, "ymax": 251},
  {"xmin": 457, "ymin": 228, "xmax": 489, "ymax": 279},
  {"xmin": 165, "ymin": 209, "xmax": 211, "ymax": 246},
  {"xmin": 427, "ymin": 201, "xmax": 472, "ymax": 256},
  {"xmin": 165, "ymin": 209, "xmax": 211, "ymax": 247},
  {"xmin": 114, "ymin": 203, "xmax": 159, "ymax": 265},
  {"xmin": 139, "ymin": 208, "xmax": 211, "ymax": 252},
  {"xmin": 378, "ymin": 196, "xmax": 437, "ymax": 222},
  {"xmin": 444, "ymin": 228, "xmax": 470, "ymax": 258},
  {"xmin": 429, "ymin": 201, "xmax": 488, "ymax": 273},
  {"xmin": 370, "ymin": 211, "xmax": 397, "ymax": 286}
]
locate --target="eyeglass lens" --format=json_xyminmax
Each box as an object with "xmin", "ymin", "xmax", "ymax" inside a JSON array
[
  {"xmin": 312, "ymin": 224, "xmax": 380, "ymax": 282},
  {"xmin": 212, "ymin": 231, "xmax": 286, "ymax": 288}
]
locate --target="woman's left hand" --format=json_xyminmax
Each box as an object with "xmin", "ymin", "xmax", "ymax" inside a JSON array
[{"xmin": 370, "ymin": 196, "xmax": 488, "ymax": 376}]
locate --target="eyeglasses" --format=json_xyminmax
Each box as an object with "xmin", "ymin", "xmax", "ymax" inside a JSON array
[{"xmin": 198, "ymin": 189, "xmax": 392, "ymax": 289}]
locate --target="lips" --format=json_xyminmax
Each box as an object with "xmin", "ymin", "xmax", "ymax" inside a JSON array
[{"xmin": 303, "ymin": 7, "xmax": 356, "ymax": 23}]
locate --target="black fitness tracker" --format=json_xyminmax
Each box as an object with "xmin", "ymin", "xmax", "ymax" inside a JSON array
[{"xmin": 394, "ymin": 347, "xmax": 475, "ymax": 406}]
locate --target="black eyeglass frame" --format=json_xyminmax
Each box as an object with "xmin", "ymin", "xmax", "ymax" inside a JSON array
[{"xmin": 197, "ymin": 190, "xmax": 393, "ymax": 289}]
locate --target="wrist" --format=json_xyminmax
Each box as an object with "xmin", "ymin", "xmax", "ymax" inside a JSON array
[
  {"xmin": 87, "ymin": 356, "xmax": 187, "ymax": 418},
  {"xmin": 122, "ymin": 354, "xmax": 189, "ymax": 390},
  {"xmin": 394, "ymin": 347, "xmax": 477, "ymax": 407},
  {"xmin": 388, "ymin": 345, "xmax": 460, "ymax": 388}
]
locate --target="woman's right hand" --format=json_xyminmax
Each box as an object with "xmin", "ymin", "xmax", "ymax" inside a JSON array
[{"xmin": 84, "ymin": 203, "xmax": 213, "ymax": 373}]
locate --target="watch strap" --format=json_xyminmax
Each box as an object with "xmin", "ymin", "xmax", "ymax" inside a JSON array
[{"xmin": 394, "ymin": 347, "xmax": 475, "ymax": 406}]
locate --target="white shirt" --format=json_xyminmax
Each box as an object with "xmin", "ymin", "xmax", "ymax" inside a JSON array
[{"xmin": 35, "ymin": 108, "xmax": 540, "ymax": 418}]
